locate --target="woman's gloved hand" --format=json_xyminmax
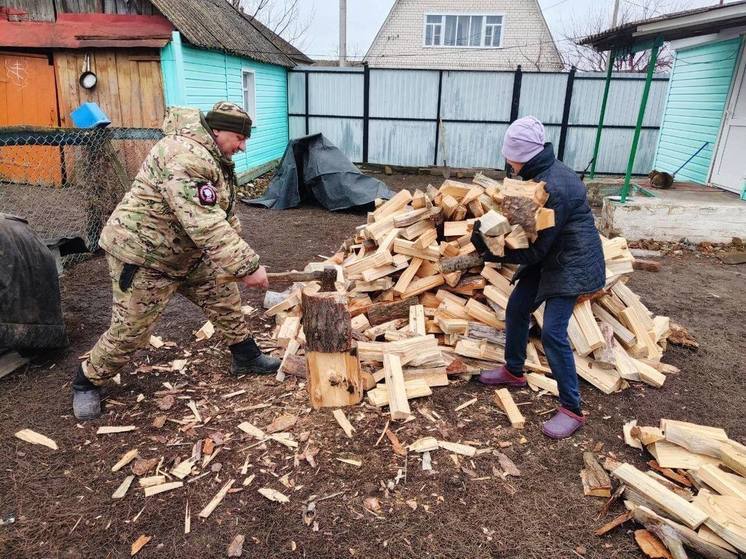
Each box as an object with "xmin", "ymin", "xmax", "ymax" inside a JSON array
[{"xmin": 470, "ymin": 221, "xmax": 501, "ymax": 262}]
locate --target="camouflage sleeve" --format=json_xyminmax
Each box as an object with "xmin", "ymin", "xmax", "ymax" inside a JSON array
[
  {"xmin": 227, "ymin": 213, "xmax": 242, "ymax": 235},
  {"xmin": 160, "ymin": 154, "xmax": 260, "ymax": 277}
]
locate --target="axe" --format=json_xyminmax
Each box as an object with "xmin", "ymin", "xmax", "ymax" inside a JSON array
[{"xmin": 216, "ymin": 266, "xmax": 337, "ymax": 292}]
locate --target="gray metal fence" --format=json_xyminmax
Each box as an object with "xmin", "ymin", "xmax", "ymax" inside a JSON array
[{"xmin": 288, "ymin": 65, "xmax": 669, "ymax": 175}]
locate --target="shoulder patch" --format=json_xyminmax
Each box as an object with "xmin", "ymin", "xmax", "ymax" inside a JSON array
[{"xmin": 197, "ymin": 182, "xmax": 218, "ymax": 206}]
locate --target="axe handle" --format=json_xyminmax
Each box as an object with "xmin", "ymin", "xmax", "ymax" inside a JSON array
[{"xmin": 216, "ymin": 271, "xmax": 323, "ymax": 286}]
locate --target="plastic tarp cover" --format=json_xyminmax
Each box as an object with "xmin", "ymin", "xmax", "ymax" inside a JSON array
[
  {"xmin": 0, "ymin": 214, "xmax": 68, "ymax": 351},
  {"xmin": 243, "ymin": 133, "xmax": 393, "ymax": 211}
]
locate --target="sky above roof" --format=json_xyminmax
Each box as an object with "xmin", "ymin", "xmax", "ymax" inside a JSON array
[{"xmin": 290, "ymin": 0, "xmax": 732, "ymax": 61}]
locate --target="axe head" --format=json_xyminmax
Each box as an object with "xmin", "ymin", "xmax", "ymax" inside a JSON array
[{"xmin": 319, "ymin": 266, "xmax": 337, "ymax": 292}]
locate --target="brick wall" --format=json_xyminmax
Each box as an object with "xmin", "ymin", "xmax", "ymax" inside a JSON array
[{"xmin": 365, "ymin": 0, "xmax": 563, "ymax": 71}]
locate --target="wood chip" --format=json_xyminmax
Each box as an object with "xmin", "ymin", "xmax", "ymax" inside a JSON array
[
  {"xmin": 199, "ymin": 479, "xmax": 235, "ymax": 519},
  {"xmin": 112, "ymin": 475, "xmax": 135, "ymax": 500},
  {"xmin": 454, "ymin": 397, "xmax": 477, "ymax": 411},
  {"xmin": 258, "ymin": 487, "xmax": 290, "ymax": 503},
  {"xmin": 143, "ymin": 481, "xmax": 183, "ymax": 497},
  {"xmin": 496, "ymin": 452, "xmax": 521, "ymax": 477},
  {"xmin": 266, "ymin": 413, "xmax": 298, "ymax": 434},
  {"xmin": 131, "ymin": 534, "xmax": 151, "ymax": 556},
  {"xmin": 149, "ymin": 335, "xmax": 165, "ymax": 348},
  {"xmin": 156, "ymin": 394, "xmax": 175, "ymax": 410},
  {"xmin": 227, "ymin": 534, "xmax": 245, "ymax": 557},
  {"xmin": 14, "ymin": 429, "xmax": 58, "ymax": 450},
  {"xmin": 332, "ymin": 409, "xmax": 355, "ymax": 438},
  {"xmin": 112, "ymin": 449, "xmax": 139, "ymax": 472},
  {"xmin": 336, "ymin": 457, "xmax": 363, "ymax": 467},
  {"xmin": 97, "ymin": 426, "xmax": 136, "ymax": 435}
]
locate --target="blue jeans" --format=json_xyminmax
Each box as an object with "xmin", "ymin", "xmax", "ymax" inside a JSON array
[{"xmin": 504, "ymin": 268, "xmax": 582, "ymax": 412}]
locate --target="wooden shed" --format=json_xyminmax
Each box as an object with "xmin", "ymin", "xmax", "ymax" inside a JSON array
[{"xmin": 0, "ymin": 0, "xmax": 310, "ymax": 178}]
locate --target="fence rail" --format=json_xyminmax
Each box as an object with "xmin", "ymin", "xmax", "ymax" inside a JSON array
[
  {"xmin": 288, "ymin": 65, "xmax": 669, "ymax": 175},
  {"xmin": 0, "ymin": 127, "xmax": 163, "ymax": 266}
]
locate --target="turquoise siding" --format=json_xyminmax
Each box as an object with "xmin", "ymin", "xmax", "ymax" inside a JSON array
[
  {"xmin": 653, "ymin": 37, "xmax": 743, "ymax": 184},
  {"xmin": 161, "ymin": 35, "xmax": 289, "ymax": 174}
]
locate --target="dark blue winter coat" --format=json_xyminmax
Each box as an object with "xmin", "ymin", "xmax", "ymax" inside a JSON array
[{"xmin": 490, "ymin": 143, "xmax": 605, "ymax": 303}]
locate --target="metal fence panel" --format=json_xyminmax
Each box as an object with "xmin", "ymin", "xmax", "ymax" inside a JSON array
[
  {"xmin": 369, "ymin": 120, "xmax": 435, "ymax": 167},
  {"xmin": 309, "ymin": 117, "xmax": 364, "ymax": 162},
  {"xmin": 308, "ymin": 73, "xmax": 364, "ymax": 117},
  {"xmin": 563, "ymin": 127, "xmax": 659, "ymax": 174},
  {"xmin": 440, "ymin": 71, "xmax": 513, "ymax": 121},
  {"xmin": 289, "ymin": 67, "xmax": 669, "ymax": 175},
  {"xmin": 287, "ymin": 72, "xmax": 306, "ymax": 114},
  {"xmin": 289, "ymin": 116, "xmax": 306, "ymax": 139},
  {"xmin": 518, "ymin": 73, "xmax": 568, "ymax": 124},
  {"xmin": 369, "ymin": 70, "xmax": 439, "ymax": 119},
  {"xmin": 570, "ymin": 78, "xmax": 668, "ymax": 126},
  {"xmin": 438, "ymin": 122, "xmax": 507, "ymax": 168}
]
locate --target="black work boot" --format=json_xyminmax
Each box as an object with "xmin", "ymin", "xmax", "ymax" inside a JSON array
[
  {"xmin": 72, "ymin": 364, "xmax": 101, "ymax": 420},
  {"xmin": 230, "ymin": 338, "xmax": 280, "ymax": 375}
]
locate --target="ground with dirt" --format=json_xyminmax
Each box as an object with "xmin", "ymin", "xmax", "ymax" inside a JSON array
[{"xmin": 1, "ymin": 173, "xmax": 745, "ymax": 559}]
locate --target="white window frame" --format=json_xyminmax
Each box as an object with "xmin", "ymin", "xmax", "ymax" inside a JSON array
[
  {"xmin": 422, "ymin": 13, "xmax": 505, "ymax": 49},
  {"xmin": 241, "ymin": 69, "xmax": 257, "ymax": 127}
]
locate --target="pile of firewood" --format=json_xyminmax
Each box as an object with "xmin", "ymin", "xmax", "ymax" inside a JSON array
[
  {"xmin": 589, "ymin": 419, "xmax": 746, "ymax": 558},
  {"xmin": 267, "ymin": 175, "xmax": 679, "ymax": 419}
]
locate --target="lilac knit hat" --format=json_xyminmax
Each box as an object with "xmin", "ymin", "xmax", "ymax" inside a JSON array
[{"xmin": 502, "ymin": 116, "xmax": 546, "ymax": 163}]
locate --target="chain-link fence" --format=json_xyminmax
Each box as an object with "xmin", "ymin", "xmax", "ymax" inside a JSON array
[{"xmin": 0, "ymin": 127, "xmax": 163, "ymax": 266}]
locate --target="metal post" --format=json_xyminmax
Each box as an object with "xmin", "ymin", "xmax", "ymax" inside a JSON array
[
  {"xmin": 509, "ymin": 65, "xmax": 523, "ymax": 123},
  {"xmin": 557, "ymin": 66, "xmax": 576, "ymax": 162},
  {"xmin": 589, "ymin": 53, "xmax": 615, "ymax": 179},
  {"xmin": 433, "ymin": 70, "xmax": 443, "ymax": 166},
  {"xmin": 304, "ymin": 71, "xmax": 309, "ymax": 135},
  {"xmin": 362, "ymin": 64, "xmax": 370, "ymax": 163},
  {"xmin": 620, "ymin": 39, "xmax": 661, "ymax": 203}
]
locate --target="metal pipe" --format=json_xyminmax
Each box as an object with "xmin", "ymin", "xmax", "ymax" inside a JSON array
[
  {"xmin": 589, "ymin": 52, "xmax": 615, "ymax": 178},
  {"xmin": 339, "ymin": 0, "xmax": 347, "ymax": 67},
  {"xmin": 620, "ymin": 39, "xmax": 661, "ymax": 203}
]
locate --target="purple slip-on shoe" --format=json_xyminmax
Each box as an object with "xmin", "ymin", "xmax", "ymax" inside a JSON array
[
  {"xmin": 542, "ymin": 407, "xmax": 586, "ymax": 439},
  {"xmin": 479, "ymin": 365, "xmax": 527, "ymax": 387}
]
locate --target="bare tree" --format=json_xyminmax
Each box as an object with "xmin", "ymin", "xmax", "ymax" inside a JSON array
[
  {"xmin": 229, "ymin": 0, "xmax": 314, "ymax": 49},
  {"xmin": 561, "ymin": 0, "xmax": 694, "ymax": 72}
]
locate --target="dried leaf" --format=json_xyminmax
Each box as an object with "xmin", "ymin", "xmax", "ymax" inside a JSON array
[{"xmin": 265, "ymin": 414, "xmax": 298, "ymax": 434}]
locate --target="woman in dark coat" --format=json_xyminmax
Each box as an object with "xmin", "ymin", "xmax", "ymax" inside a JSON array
[{"xmin": 471, "ymin": 116, "xmax": 606, "ymax": 439}]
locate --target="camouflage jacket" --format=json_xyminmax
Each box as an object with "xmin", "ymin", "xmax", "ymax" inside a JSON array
[{"xmin": 99, "ymin": 107, "xmax": 259, "ymax": 278}]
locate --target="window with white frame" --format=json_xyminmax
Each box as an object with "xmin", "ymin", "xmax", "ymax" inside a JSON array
[
  {"xmin": 423, "ymin": 14, "xmax": 503, "ymax": 48},
  {"xmin": 242, "ymin": 70, "xmax": 256, "ymax": 126}
]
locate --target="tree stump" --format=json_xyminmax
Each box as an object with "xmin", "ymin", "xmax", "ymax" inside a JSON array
[{"xmin": 302, "ymin": 288, "xmax": 362, "ymax": 408}]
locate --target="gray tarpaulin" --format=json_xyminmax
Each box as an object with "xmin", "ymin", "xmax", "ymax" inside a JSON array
[
  {"xmin": 0, "ymin": 214, "xmax": 68, "ymax": 351},
  {"xmin": 243, "ymin": 134, "xmax": 393, "ymax": 211}
]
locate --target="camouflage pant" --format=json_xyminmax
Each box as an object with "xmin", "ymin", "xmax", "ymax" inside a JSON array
[{"xmin": 85, "ymin": 253, "xmax": 250, "ymax": 384}]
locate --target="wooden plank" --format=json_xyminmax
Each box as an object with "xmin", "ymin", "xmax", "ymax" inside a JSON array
[
  {"xmin": 479, "ymin": 210, "xmax": 511, "ymax": 237},
  {"xmin": 438, "ymin": 440, "xmax": 477, "ymax": 457},
  {"xmin": 493, "ymin": 388, "xmax": 525, "ymax": 429},
  {"xmin": 634, "ymin": 529, "xmax": 673, "ymax": 559},
  {"xmin": 621, "ymin": 307, "xmax": 662, "ymax": 361},
  {"xmin": 383, "ymin": 354, "xmax": 410, "ymax": 420},
  {"xmin": 631, "ymin": 357, "xmax": 666, "ymax": 388},
  {"xmin": 465, "ymin": 299, "xmax": 503, "ymax": 329},
  {"xmin": 344, "ymin": 250, "xmax": 394, "ymax": 276},
  {"xmin": 574, "ymin": 354, "xmax": 623, "ymax": 394},
  {"xmin": 401, "ymin": 274, "xmax": 445, "ymax": 298},
  {"xmin": 0, "ymin": 351, "xmax": 29, "ymax": 380},
  {"xmin": 693, "ymin": 490, "xmax": 746, "ymax": 553},
  {"xmin": 592, "ymin": 303, "xmax": 637, "ymax": 348},
  {"xmin": 697, "ymin": 464, "xmax": 746, "ymax": 501},
  {"xmin": 526, "ymin": 372, "xmax": 559, "ymax": 396},
  {"xmin": 367, "ymin": 378, "xmax": 432, "ymax": 407},
  {"xmin": 662, "ymin": 420, "xmax": 729, "ymax": 458},
  {"xmin": 393, "ymin": 257, "xmax": 423, "ymax": 295},
  {"xmin": 573, "ymin": 300, "xmax": 606, "ymax": 352},
  {"xmin": 612, "ymin": 463, "xmax": 708, "ymax": 529},
  {"xmin": 96, "ymin": 426, "xmax": 136, "ymax": 435},
  {"xmin": 372, "ymin": 189, "xmax": 413, "ymax": 221},
  {"xmin": 409, "ymin": 305, "xmax": 426, "ymax": 336},
  {"xmin": 393, "ymin": 238, "xmax": 440, "ymax": 261},
  {"xmin": 650, "ymin": 441, "xmax": 722, "ymax": 470},
  {"xmin": 581, "ymin": 452, "xmax": 612, "ymax": 497},
  {"xmin": 199, "ymin": 479, "xmax": 235, "ymax": 519},
  {"xmin": 720, "ymin": 442, "xmax": 746, "ymax": 478}
]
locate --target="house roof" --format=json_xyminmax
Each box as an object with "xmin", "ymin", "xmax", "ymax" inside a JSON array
[
  {"xmin": 0, "ymin": 13, "xmax": 173, "ymax": 49},
  {"xmin": 149, "ymin": 0, "xmax": 311, "ymax": 67},
  {"xmin": 578, "ymin": 0, "xmax": 746, "ymax": 52}
]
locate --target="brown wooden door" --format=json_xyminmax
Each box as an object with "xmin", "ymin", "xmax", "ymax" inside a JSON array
[{"xmin": 0, "ymin": 52, "xmax": 62, "ymax": 186}]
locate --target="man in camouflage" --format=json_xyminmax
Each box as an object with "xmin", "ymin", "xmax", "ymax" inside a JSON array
[{"xmin": 72, "ymin": 101, "xmax": 280, "ymax": 420}]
